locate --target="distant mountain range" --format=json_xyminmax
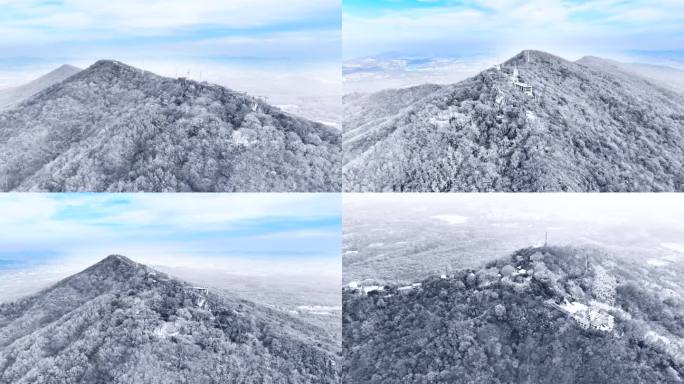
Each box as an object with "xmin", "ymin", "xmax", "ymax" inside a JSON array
[
  {"xmin": 0, "ymin": 255, "xmax": 339, "ymax": 383},
  {"xmin": 343, "ymin": 246, "xmax": 684, "ymax": 383},
  {"xmin": 577, "ymin": 56, "xmax": 684, "ymax": 95},
  {"xmin": 0, "ymin": 60, "xmax": 341, "ymax": 192},
  {"xmin": 0, "ymin": 64, "xmax": 81, "ymax": 111},
  {"xmin": 343, "ymin": 50, "xmax": 684, "ymax": 192}
]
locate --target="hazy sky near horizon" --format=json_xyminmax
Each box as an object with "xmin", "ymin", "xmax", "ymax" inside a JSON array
[
  {"xmin": 343, "ymin": 0, "xmax": 684, "ymax": 62},
  {"xmin": 0, "ymin": 194, "xmax": 341, "ymax": 276},
  {"xmin": 344, "ymin": 193, "xmax": 684, "ymax": 261},
  {"xmin": 0, "ymin": 0, "xmax": 341, "ymax": 93}
]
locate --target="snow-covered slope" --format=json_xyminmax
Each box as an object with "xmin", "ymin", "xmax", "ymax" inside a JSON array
[
  {"xmin": 343, "ymin": 51, "xmax": 684, "ymax": 192},
  {"xmin": 0, "ymin": 255, "xmax": 339, "ymax": 384},
  {"xmin": 0, "ymin": 60, "xmax": 341, "ymax": 192},
  {"xmin": 0, "ymin": 65, "xmax": 81, "ymax": 111},
  {"xmin": 343, "ymin": 246, "xmax": 684, "ymax": 383},
  {"xmin": 577, "ymin": 56, "xmax": 684, "ymax": 96}
]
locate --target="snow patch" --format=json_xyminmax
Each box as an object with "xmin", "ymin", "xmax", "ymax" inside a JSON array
[
  {"xmin": 661, "ymin": 242, "xmax": 684, "ymax": 253},
  {"xmin": 645, "ymin": 330, "xmax": 671, "ymax": 346},
  {"xmin": 153, "ymin": 322, "xmax": 180, "ymax": 339},
  {"xmin": 647, "ymin": 259, "xmax": 669, "ymax": 267},
  {"xmin": 197, "ymin": 297, "xmax": 206, "ymax": 308},
  {"xmin": 432, "ymin": 214, "xmax": 468, "ymax": 225},
  {"xmin": 231, "ymin": 129, "xmax": 257, "ymax": 147},
  {"xmin": 559, "ymin": 300, "xmax": 589, "ymax": 314},
  {"xmin": 296, "ymin": 305, "xmax": 340, "ymax": 315},
  {"xmin": 363, "ymin": 285, "xmax": 383, "ymax": 294}
]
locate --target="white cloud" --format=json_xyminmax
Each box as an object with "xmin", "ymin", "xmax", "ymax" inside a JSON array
[
  {"xmin": 48, "ymin": 193, "xmax": 339, "ymax": 228},
  {"xmin": 0, "ymin": 194, "xmax": 341, "ymax": 274},
  {"xmin": 2, "ymin": 0, "xmax": 340, "ymax": 34},
  {"xmin": 343, "ymin": 0, "xmax": 684, "ymax": 59},
  {"xmin": 0, "ymin": 1, "xmax": 340, "ymax": 107}
]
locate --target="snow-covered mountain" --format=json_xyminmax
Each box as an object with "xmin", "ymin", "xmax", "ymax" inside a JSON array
[
  {"xmin": 577, "ymin": 56, "xmax": 684, "ymax": 96},
  {"xmin": 343, "ymin": 50, "xmax": 684, "ymax": 192},
  {"xmin": 0, "ymin": 65, "xmax": 81, "ymax": 111},
  {"xmin": 343, "ymin": 246, "xmax": 684, "ymax": 383},
  {"xmin": 0, "ymin": 255, "xmax": 339, "ymax": 384},
  {"xmin": 0, "ymin": 60, "xmax": 341, "ymax": 192}
]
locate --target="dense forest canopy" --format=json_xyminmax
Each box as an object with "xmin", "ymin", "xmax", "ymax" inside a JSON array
[
  {"xmin": 343, "ymin": 50, "xmax": 684, "ymax": 192},
  {"xmin": 0, "ymin": 60, "xmax": 341, "ymax": 192},
  {"xmin": 343, "ymin": 246, "xmax": 684, "ymax": 383},
  {"xmin": 0, "ymin": 255, "xmax": 340, "ymax": 383}
]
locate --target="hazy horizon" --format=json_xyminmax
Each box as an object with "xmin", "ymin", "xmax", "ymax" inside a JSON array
[
  {"xmin": 342, "ymin": 48, "xmax": 684, "ymax": 94},
  {"xmin": 0, "ymin": 0, "xmax": 341, "ymax": 123},
  {"xmin": 0, "ymin": 193, "xmax": 341, "ymax": 303},
  {"xmin": 344, "ymin": 194, "xmax": 684, "ymax": 283},
  {"xmin": 343, "ymin": 0, "xmax": 684, "ymax": 93}
]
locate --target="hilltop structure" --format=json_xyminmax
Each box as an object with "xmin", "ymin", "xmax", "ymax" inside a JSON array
[
  {"xmin": 510, "ymin": 66, "xmax": 534, "ymax": 96},
  {"xmin": 552, "ymin": 298, "xmax": 615, "ymax": 332}
]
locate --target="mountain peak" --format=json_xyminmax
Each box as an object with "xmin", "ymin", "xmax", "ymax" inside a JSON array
[
  {"xmin": 576, "ymin": 55, "xmax": 620, "ymax": 67},
  {"xmin": 577, "ymin": 55, "xmax": 601, "ymax": 61},
  {"xmin": 83, "ymin": 59, "xmax": 146, "ymax": 78},
  {"xmin": 84, "ymin": 254, "xmax": 143, "ymax": 276},
  {"xmin": 54, "ymin": 64, "xmax": 80, "ymax": 72},
  {"xmin": 504, "ymin": 50, "xmax": 568, "ymax": 67},
  {"xmin": 0, "ymin": 254, "xmax": 340, "ymax": 383},
  {"xmin": 101, "ymin": 253, "xmax": 135, "ymax": 264},
  {"xmin": 91, "ymin": 59, "xmax": 132, "ymax": 69},
  {"xmin": 0, "ymin": 57, "xmax": 342, "ymax": 192}
]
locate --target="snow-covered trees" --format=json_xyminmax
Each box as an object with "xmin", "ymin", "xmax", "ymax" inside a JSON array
[
  {"xmin": 343, "ymin": 50, "xmax": 684, "ymax": 192},
  {"xmin": 0, "ymin": 255, "xmax": 340, "ymax": 383},
  {"xmin": 343, "ymin": 246, "xmax": 684, "ymax": 383},
  {"xmin": 0, "ymin": 60, "xmax": 341, "ymax": 192}
]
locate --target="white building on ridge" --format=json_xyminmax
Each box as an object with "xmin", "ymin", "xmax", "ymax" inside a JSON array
[{"xmin": 510, "ymin": 66, "xmax": 534, "ymax": 97}]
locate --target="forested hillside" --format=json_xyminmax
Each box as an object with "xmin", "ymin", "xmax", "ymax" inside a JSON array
[
  {"xmin": 343, "ymin": 246, "xmax": 684, "ymax": 383},
  {"xmin": 0, "ymin": 60, "xmax": 341, "ymax": 192},
  {"xmin": 343, "ymin": 84, "xmax": 440, "ymax": 165},
  {"xmin": 343, "ymin": 50, "xmax": 684, "ymax": 192},
  {"xmin": 0, "ymin": 255, "xmax": 340, "ymax": 383}
]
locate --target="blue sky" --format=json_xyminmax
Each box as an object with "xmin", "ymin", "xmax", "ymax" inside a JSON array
[
  {"xmin": 0, "ymin": 194, "xmax": 341, "ymax": 275},
  {"xmin": 0, "ymin": 0, "xmax": 341, "ymax": 89},
  {"xmin": 343, "ymin": 0, "xmax": 684, "ymax": 62}
]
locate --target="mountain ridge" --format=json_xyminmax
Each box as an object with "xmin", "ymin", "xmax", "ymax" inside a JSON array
[
  {"xmin": 0, "ymin": 60, "xmax": 341, "ymax": 192},
  {"xmin": 343, "ymin": 50, "xmax": 684, "ymax": 192},
  {"xmin": 343, "ymin": 245, "xmax": 684, "ymax": 383},
  {"xmin": 0, "ymin": 255, "xmax": 340, "ymax": 383}
]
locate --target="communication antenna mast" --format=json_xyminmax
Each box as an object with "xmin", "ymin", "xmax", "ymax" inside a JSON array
[
  {"xmin": 544, "ymin": 231, "xmax": 548, "ymax": 247},
  {"xmin": 585, "ymin": 254, "xmax": 589, "ymax": 274}
]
